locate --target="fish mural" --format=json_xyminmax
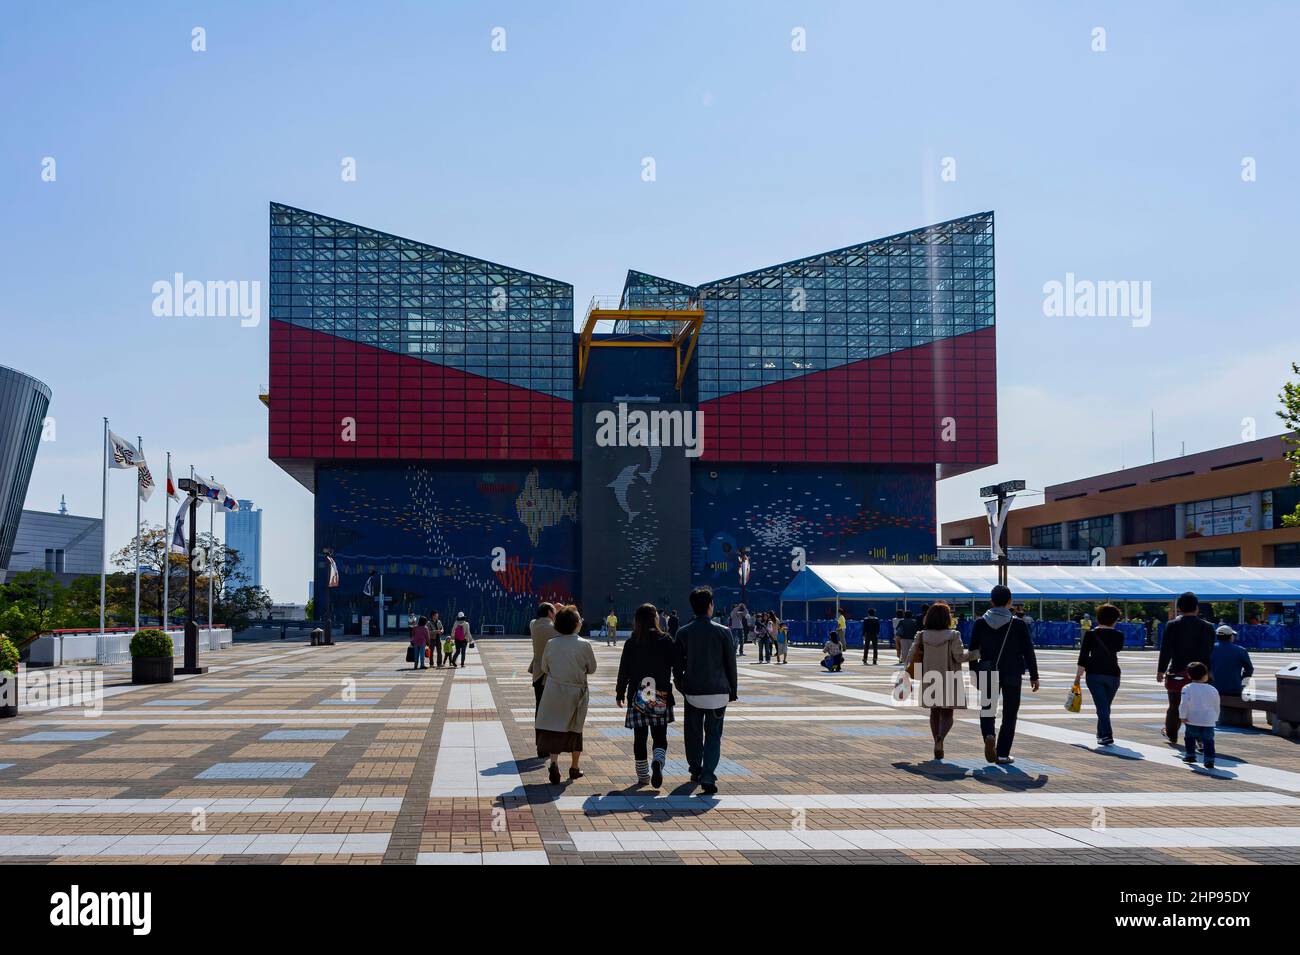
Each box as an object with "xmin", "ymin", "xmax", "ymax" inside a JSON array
[
  {"xmin": 516, "ymin": 467, "xmax": 579, "ymax": 546},
  {"xmin": 608, "ymin": 463, "xmax": 643, "ymax": 522}
]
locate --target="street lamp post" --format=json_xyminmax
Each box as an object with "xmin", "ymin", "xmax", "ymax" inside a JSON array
[
  {"xmin": 176, "ymin": 477, "xmax": 209, "ymax": 675},
  {"xmin": 979, "ymin": 480, "xmax": 1026, "ymax": 589}
]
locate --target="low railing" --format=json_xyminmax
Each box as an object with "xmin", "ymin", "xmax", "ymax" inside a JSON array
[{"xmin": 583, "ymin": 294, "xmax": 702, "ymax": 325}]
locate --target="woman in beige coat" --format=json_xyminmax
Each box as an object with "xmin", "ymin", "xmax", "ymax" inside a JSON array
[
  {"xmin": 907, "ymin": 602, "xmax": 978, "ymax": 760},
  {"xmin": 536, "ymin": 605, "xmax": 598, "ymax": 784}
]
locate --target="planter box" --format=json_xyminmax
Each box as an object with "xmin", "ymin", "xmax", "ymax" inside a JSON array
[{"xmin": 131, "ymin": 656, "xmax": 174, "ymax": 684}]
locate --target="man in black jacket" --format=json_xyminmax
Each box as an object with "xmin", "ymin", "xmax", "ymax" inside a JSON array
[
  {"xmin": 673, "ymin": 585, "xmax": 738, "ymax": 795},
  {"xmin": 895, "ymin": 610, "xmax": 919, "ymax": 665},
  {"xmin": 1157, "ymin": 591, "xmax": 1217, "ymax": 746},
  {"xmin": 969, "ymin": 585, "xmax": 1040, "ymax": 764},
  {"xmin": 862, "ymin": 608, "xmax": 881, "ymax": 665}
]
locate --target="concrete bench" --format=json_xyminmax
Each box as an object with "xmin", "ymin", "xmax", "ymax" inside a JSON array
[{"xmin": 1219, "ymin": 695, "xmax": 1283, "ymax": 734}]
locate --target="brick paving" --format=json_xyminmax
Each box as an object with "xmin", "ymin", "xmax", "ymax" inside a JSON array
[{"xmin": 1, "ymin": 636, "xmax": 1298, "ymax": 864}]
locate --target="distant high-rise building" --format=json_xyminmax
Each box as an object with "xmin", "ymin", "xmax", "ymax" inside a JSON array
[{"xmin": 225, "ymin": 499, "xmax": 263, "ymax": 588}]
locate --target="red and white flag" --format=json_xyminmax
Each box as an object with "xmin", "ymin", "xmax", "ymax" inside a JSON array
[{"xmin": 166, "ymin": 460, "xmax": 179, "ymax": 502}]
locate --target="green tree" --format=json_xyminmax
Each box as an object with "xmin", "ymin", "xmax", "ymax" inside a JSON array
[
  {"xmin": 1278, "ymin": 361, "xmax": 1300, "ymax": 526},
  {"xmin": 111, "ymin": 523, "xmax": 245, "ymax": 626},
  {"xmin": 218, "ymin": 584, "xmax": 273, "ymax": 633},
  {"xmin": 0, "ymin": 570, "xmax": 72, "ymax": 649}
]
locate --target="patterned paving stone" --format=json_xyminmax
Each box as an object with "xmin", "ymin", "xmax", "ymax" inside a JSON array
[
  {"xmin": 834, "ymin": 726, "xmax": 927, "ymax": 737},
  {"xmin": 4, "ymin": 638, "xmax": 1299, "ymax": 865},
  {"xmin": 319, "ymin": 698, "xmax": 382, "ymax": 705},
  {"xmin": 196, "ymin": 762, "xmax": 315, "ymax": 780},
  {"xmin": 141, "ymin": 699, "xmax": 208, "ymax": 706},
  {"xmin": 662, "ymin": 758, "xmax": 751, "ymax": 777}
]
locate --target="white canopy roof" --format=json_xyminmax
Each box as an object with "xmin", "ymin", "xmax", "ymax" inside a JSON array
[{"xmin": 780, "ymin": 564, "xmax": 1300, "ymax": 603}]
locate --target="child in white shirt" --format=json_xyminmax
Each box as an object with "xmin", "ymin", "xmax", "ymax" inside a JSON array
[{"xmin": 1178, "ymin": 662, "xmax": 1220, "ymax": 769}]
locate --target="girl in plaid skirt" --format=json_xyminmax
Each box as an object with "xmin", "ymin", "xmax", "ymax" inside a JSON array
[{"xmin": 615, "ymin": 603, "xmax": 677, "ymax": 789}]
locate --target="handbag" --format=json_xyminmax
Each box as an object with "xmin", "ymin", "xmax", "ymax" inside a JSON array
[
  {"xmin": 905, "ymin": 637, "xmax": 923, "ymax": 678},
  {"xmin": 405, "ymin": 646, "xmax": 415, "ymax": 663},
  {"xmin": 1064, "ymin": 683, "xmax": 1083, "ymax": 713},
  {"xmin": 891, "ymin": 670, "xmax": 912, "ymax": 703},
  {"xmin": 631, "ymin": 682, "xmax": 670, "ymax": 719}
]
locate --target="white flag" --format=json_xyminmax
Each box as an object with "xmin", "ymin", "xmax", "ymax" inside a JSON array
[
  {"xmin": 108, "ymin": 431, "xmax": 143, "ymax": 469},
  {"xmin": 166, "ymin": 460, "xmax": 179, "ymax": 502},
  {"xmin": 326, "ymin": 555, "xmax": 340, "ymax": 588},
  {"xmin": 137, "ymin": 460, "xmax": 156, "ymax": 502}
]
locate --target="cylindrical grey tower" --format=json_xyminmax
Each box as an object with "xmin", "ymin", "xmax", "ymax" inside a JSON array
[{"xmin": 0, "ymin": 364, "xmax": 52, "ymax": 575}]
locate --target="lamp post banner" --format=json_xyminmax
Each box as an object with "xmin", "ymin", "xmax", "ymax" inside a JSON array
[{"xmin": 986, "ymin": 494, "xmax": 1015, "ymax": 559}]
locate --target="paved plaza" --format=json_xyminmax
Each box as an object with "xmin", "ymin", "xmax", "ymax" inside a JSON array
[{"xmin": 2, "ymin": 636, "xmax": 1299, "ymax": 865}]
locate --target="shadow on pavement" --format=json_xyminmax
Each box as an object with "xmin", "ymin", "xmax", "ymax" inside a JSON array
[{"xmin": 891, "ymin": 760, "xmax": 1050, "ymax": 791}]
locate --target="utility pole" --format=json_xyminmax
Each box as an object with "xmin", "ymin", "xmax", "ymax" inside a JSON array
[{"xmin": 980, "ymin": 480, "xmax": 1025, "ymax": 588}]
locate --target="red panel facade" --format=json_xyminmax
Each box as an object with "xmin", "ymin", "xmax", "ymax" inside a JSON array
[
  {"xmin": 698, "ymin": 326, "xmax": 996, "ymax": 465},
  {"xmin": 268, "ymin": 320, "xmax": 573, "ymax": 463}
]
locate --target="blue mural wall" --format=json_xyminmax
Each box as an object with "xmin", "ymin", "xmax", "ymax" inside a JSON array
[
  {"xmin": 314, "ymin": 463, "xmax": 579, "ymax": 634},
  {"xmin": 691, "ymin": 463, "xmax": 936, "ymax": 614}
]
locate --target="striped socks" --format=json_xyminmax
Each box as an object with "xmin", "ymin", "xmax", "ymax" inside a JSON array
[
  {"xmin": 634, "ymin": 758, "xmax": 650, "ymax": 781},
  {"xmin": 652, "ymin": 747, "xmax": 666, "ymax": 767}
]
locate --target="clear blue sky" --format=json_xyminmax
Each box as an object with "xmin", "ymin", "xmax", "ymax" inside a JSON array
[{"xmin": 3, "ymin": 2, "xmax": 1298, "ymax": 602}]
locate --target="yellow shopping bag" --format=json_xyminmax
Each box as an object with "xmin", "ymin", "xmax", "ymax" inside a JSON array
[{"xmin": 1064, "ymin": 683, "xmax": 1083, "ymax": 713}]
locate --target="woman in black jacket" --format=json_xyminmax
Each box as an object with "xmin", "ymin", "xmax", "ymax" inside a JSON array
[
  {"xmin": 1075, "ymin": 602, "xmax": 1124, "ymax": 746},
  {"xmin": 616, "ymin": 603, "xmax": 677, "ymax": 788}
]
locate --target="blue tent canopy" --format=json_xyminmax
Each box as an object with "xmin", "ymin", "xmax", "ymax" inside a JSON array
[{"xmin": 780, "ymin": 564, "xmax": 1300, "ymax": 604}]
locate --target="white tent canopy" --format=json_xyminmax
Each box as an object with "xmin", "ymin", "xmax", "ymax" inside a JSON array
[{"xmin": 780, "ymin": 564, "xmax": 1300, "ymax": 604}]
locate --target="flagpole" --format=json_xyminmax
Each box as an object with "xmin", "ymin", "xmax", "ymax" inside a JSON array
[
  {"xmin": 99, "ymin": 417, "xmax": 109, "ymax": 635},
  {"xmin": 208, "ymin": 474, "xmax": 215, "ymax": 633},
  {"xmin": 133, "ymin": 435, "xmax": 142, "ymax": 633},
  {"xmin": 163, "ymin": 451, "xmax": 171, "ymax": 634}
]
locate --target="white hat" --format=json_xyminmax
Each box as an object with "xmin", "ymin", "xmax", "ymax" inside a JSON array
[
  {"xmin": 1216, "ymin": 624, "xmax": 1236, "ymax": 637},
  {"xmin": 456, "ymin": 611, "xmax": 466, "ymax": 620}
]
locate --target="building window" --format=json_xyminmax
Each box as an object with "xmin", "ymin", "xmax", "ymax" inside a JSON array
[
  {"xmin": 1184, "ymin": 495, "xmax": 1254, "ymax": 538},
  {"xmin": 1066, "ymin": 515, "xmax": 1114, "ymax": 550},
  {"xmin": 1263, "ymin": 486, "xmax": 1300, "ymax": 529},
  {"xmin": 44, "ymin": 548, "xmax": 65, "ymax": 573},
  {"xmin": 1274, "ymin": 542, "xmax": 1300, "ymax": 568},
  {"xmin": 1027, "ymin": 523, "xmax": 1061, "ymax": 549},
  {"xmin": 1121, "ymin": 505, "xmax": 1176, "ymax": 545},
  {"xmin": 1192, "ymin": 547, "xmax": 1241, "ymax": 567}
]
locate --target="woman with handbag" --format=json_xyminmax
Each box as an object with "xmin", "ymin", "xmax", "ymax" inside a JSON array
[
  {"xmin": 536, "ymin": 605, "xmax": 598, "ymax": 783},
  {"xmin": 907, "ymin": 602, "xmax": 978, "ymax": 760},
  {"xmin": 615, "ymin": 603, "xmax": 677, "ymax": 788},
  {"xmin": 1075, "ymin": 602, "xmax": 1124, "ymax": 746}
]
